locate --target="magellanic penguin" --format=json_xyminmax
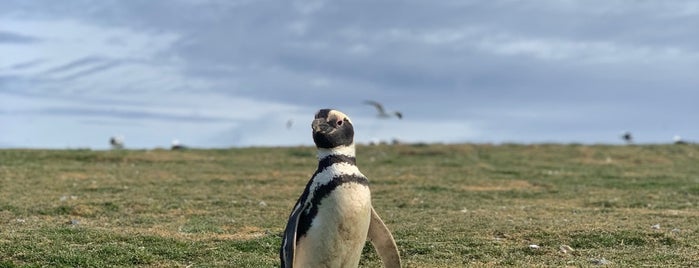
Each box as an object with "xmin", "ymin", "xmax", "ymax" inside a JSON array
[{"xmin": 280, "ymin": 109, "xmax": 401, "ymax": 268}]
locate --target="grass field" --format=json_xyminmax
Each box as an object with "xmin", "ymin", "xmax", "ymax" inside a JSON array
[{"xmin": 1, "ymin": 144, "xmax": 698, "ymax": 267}]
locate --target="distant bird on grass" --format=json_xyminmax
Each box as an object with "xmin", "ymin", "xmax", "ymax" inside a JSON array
[
  {"xmin": 674, "ymin": 135, "xmax": 688, "ymax": 145},
  {"xmin": 171, "ymin": 139, "xmax": 187, "ymax": 150},
  {"xmin": 364, "ymin": 100, "xmax": 402, "ymax": 119},
  {"xmin": 109, "ymin": 136, "xmax": 124, "ymax": 149},
  {"xmin": 621, "ymin": 132, "xmax": 633, "ymax": 144}
]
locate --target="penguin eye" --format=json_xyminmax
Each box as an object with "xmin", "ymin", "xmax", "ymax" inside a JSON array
[{"xmin": 337, "ymin": 120, "xmax": 343, "ymax": 126}]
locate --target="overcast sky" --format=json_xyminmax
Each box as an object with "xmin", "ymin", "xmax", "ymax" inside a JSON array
[{"xmin": 1, "ymin": 0, "xmax": 697, "ymax": 149}]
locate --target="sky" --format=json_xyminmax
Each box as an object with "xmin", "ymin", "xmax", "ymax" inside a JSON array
[{"xmin": 1, "ymin": 0, "xmax": 698, "ymax": 149}]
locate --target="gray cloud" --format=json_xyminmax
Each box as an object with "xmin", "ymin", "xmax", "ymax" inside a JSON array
[
  {"xmin": 2, "ymin": 0, "xmax": 698, "ymax": 148},
  {"xmin": 40, "ymin": 56, "xmax": 108, "ymax": 75},
  {"xmin": 30, "ymin": 107, "xmax": 233, "ymax": 123},
  {"xmin": 9, "ymin": 59, "xmax": 46, "ymax": 70},
  {"xmin": 0, "ymin": 31, "xmax": 39, "ymax": 43}
]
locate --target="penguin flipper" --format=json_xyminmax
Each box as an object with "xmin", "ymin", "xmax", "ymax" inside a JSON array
[
  {"xmin": 280, "ymin": 203, "xmax": 305, "ymax": 268},
  {"xmin": 367, "ymin": 207, "xmax": 401, "ymax": 268}
]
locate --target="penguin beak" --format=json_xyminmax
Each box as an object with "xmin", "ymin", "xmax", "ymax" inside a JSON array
[{"xmin": 312, "ymin": 118, "xmax": 335, "ymax": 134}]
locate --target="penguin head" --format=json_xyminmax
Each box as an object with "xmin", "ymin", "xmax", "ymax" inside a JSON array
[{"xmin": 312, "ymin": 109, "xmax": 354, "ymax": 149}]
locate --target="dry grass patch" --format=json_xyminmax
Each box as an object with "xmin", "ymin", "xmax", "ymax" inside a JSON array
[
  {"xmin": 1, "ymin": 144, "xmax": 698, "ymax": 267},
  {"xmin": 461, "ymin": 179, "xmax": 542, "ymax": 192}
]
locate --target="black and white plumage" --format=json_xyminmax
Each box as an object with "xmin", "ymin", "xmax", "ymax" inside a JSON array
[
  {"xmin": 674, "ymin": 135, "xmax": 688, "ymax": 145},
  {"xmin": 171, "ymin": 139, "xmax": 186, "ymax": 150},
  {"xmin": 364, "ymin": 100, "xmax": 402, "ymax": 119},
  {"xmin": 109, "ymin": 136, "xmax": 124, "ymax": 149},
  {"xmin": 621, "ymin": 132, "xmax": 633, "ymax": 144},
  {"xmin": 281, "ymin": 109, "xmax": 401, "ymax": 268}
]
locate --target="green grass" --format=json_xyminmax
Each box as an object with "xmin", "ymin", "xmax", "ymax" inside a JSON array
[{"xmin": 1, "ymin": 144, "xmax": 699, "ymax": 267}]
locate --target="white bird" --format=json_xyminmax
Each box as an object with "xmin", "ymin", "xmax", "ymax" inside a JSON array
[
  {"xmin": 280, "ymin": 109, "xmax": 401, "ymax": 268},
  {"xmin": 109, "ymin": 136, "xmax": 124, "ymax": 149},
  {"xmin": 364, "ymin": 100, "xmax": 402, "ymax": 119},
  {"xmin": 674, "ymin": 135, "xmax": 688, "ymax": 145},
  {"xmin": 171, "ymin": 139, "xmax": 186, "ymax": 150}
]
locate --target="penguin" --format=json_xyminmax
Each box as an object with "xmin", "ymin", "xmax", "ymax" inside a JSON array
[{"xmin": 280, "ymin": 109, "xmax": 401, "ymax": 268}]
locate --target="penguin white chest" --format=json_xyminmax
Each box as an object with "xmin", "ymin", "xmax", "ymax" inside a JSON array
[{"xmin": 295, "ymin": 183, "xmax": 372, "ymax": 268}]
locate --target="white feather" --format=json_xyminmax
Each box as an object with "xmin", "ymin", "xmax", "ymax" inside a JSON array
[
  {"xmin": 304, "ymin": 162, "xmax": 363, "ymax": 213},
  {"xmin": 295, "ymin": 183, "xmax": 371, "ymax": 267}
]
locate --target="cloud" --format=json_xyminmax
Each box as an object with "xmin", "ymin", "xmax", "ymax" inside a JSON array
[
  {"xmin": 475, "ymin": 34, "xmax": 699, "ymax": 64},
  {"xmin": 39, "ymin": 56, "xmax": 111, "ymax": 75},
  {"xmin": 57, "ymin": 61, "xmax": 123, "ymax": 81},
  {"xmin": 0, "ymin": 30, "xmax": 40, "ymax": 43},
  {"xmin": 27, "ymin": 107, "xmax": 232, "ymax": 123},
  {"xmin": 7, "ymin": 59, "xmax": 46, "ymax": 70},
  {"xmin": 0, "ymin": 18, "xmax": 180, "ymax": 83},
  {"xmin": 2, "ymin": 0, "xmax": 699, "ymax": 148},
  {"xmin": 0, "ymin": 90, "xmax": 308, "ymax": 148}
]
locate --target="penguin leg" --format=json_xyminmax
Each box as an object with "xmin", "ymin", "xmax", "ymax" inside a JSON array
[{"xmin": 367, "ymin": 207, "xmax": 401, "ymax": 268}]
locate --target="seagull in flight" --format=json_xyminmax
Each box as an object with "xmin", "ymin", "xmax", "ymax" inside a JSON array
[{"xmin": 363, "ymin": 100, "xmax": 402, "ymax": 119}]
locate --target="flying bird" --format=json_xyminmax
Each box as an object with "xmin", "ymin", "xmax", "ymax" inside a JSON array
[
  {"xmin": 280, "ymin": 109, "xmax": 401, "ymax": 268},
  {"xmin": 364, "ymin": 100, "xmax": 402, "ymax": 119}
]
